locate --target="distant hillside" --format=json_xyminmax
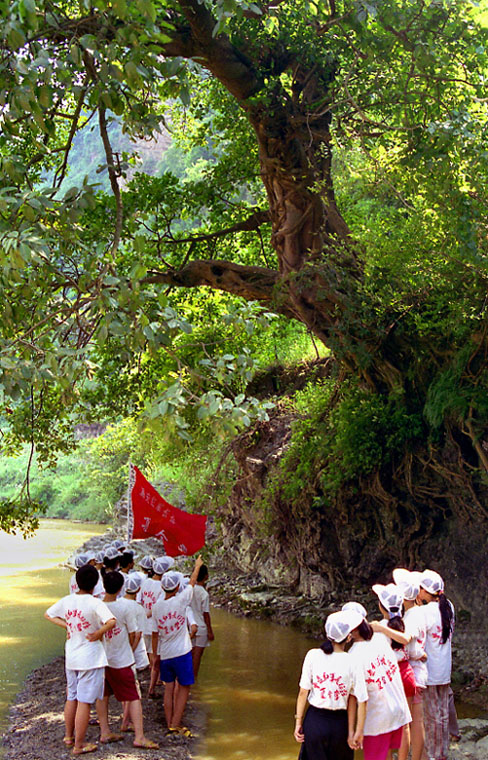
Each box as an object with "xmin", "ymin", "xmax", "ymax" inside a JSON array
[{"xmin": 54, "ymin": 117, "xmax": 172, "ymax": 193}]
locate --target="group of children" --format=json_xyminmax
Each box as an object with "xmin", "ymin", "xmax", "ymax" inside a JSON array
[
  {"xmin": 295, "ymin": 568, "xmax": 455, "ymax": 760},
  {"xmin": 45, "ymin": 541, "xmax": 214, "ymax": 756}
]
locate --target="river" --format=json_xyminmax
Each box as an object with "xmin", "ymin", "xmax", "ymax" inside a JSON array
[{"xmin": 0, "ymin": 520, "xmax": 481, "ymax": 760}]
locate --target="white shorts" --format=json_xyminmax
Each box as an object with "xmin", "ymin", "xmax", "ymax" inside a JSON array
[
  {"xmin": 192, "ymin": 631, "xmax": 210, "ymax": 648},
  {"xmin": 144, "ymin": 634, "xmax": 153, "ymax": 654},
  {"xmin": 66, "ymin": 666, "xmax": 105, "ymax": 704}
]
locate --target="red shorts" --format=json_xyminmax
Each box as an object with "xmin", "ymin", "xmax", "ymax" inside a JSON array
[
  {"xmin": 363, "ymin": 726, "xmax": 403, "ymax": 760},
  {"xmin": 399, "ymin": 660, "xmax": 417, "ymax": 698},
  {"xmin": 105, "ymin": 666, "xmax": 140, "ymax": 702}
]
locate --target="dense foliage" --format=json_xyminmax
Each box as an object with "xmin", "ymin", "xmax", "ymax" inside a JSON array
[{"xmin": 2, "ymin": 0, "xmax": 488, "ymax": 540}]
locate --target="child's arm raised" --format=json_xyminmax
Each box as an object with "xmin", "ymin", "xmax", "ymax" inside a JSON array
[{"xmin": 189, "ymin": 555, "xmax": 204, "ymax": 587}]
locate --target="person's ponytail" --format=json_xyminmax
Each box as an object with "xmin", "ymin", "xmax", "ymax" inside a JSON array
[
  {"xmin": 438, "ymin": 593, "xmax": 454, "ymax": 644},
  {"xmin": 320, "ymin": 637, "xmax": 334, "ymax": 654},
  {"xmin": 387, "ymin": 615, "xmax": 405, "ymax": 651}
]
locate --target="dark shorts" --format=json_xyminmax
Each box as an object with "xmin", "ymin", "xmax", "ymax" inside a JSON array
[
  {"xmin": 160, "ymin": 651, "xmax": 195, "ymax": 686},
  {"xmin": 105, "ymin": 665, "xmax": 140, "ymax": 702}
]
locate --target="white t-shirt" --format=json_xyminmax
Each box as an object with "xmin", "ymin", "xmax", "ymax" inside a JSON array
[
  {"xmin": 299, "ymin": 649, "xmax": 368, "ymax": 710},
  {"xmin": 190, "ymin": 584, "xmax": 210, "ymax": 635},
  {"xmin": 69, "ymin": 574, "xmax": 78, "ymax": 595},
  {"xmin": 46, "ymin": 593, "xmax": 114, "ymax": 670},
  {"xmin": 124, "ymin": 597, "xmax": 149, "ymax": 669},
  {"xmin": 349, "ymin": 635, "xmax": 411, "ymax": 736},
  {"xmin": 140, "ymin": 577, "xmax": 163, "ymax": 635},
  {"xmin": 103, "ymin": 598, "xmax": 138, "ymax": 669},
  {"xmin": 423, "ymin": 600, "xmax": 454, "ymax": 686},
  {"xmin": 152, "ymin": 585, "xmax": 194, "ymax": 660},
  {"xmin": 403, "ymin": 605, "xmax": 428, "ymax": 688}
]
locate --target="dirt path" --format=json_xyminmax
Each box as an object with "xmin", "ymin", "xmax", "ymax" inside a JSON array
[{"xmin": 3, "ymin": 658, "xmax": 204, "ymax": 760}]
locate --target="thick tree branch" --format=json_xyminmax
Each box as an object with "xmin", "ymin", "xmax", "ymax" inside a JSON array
[
  {"xmin": 173, "ymin": 0, "xmax": 263, "ymax": 101},
  {"xmin": 145, "ymin": 258, "xmax": 294, "ymax": 311}
]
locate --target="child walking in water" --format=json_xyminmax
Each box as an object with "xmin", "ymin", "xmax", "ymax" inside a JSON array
[{"xmin": 294, "ymin": 610, "xmax": 367, "ymax": 760}]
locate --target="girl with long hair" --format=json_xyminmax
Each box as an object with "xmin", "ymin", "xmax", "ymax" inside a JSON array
[{"xmin": 417, "ymin": 569, "xmax": 454, "ymax": 760}]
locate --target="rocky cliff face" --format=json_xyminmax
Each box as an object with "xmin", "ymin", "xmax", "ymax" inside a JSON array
[{"xmin": 216, "ymin": 406, "xmax": 488, "ymax": 691}]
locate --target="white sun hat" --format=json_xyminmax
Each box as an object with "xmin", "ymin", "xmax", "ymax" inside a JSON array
[
  {"xmin": 74, "ymin": 553, "xmax": 93, "ymax": 569},
  {"xmin": 372, "ymin": 583, "xmax": 404, "ymax": 615},
  {"xmin": 325, "ymin": 610, "xmax": 364, "ymax": 642},
  {"xmin": 420, "ymin": 569, "xmax": 444, "ymax": 595},
  {"xmin": 139, "ymin": 555, "xmax": 154, "ymax": 571},
  {"xmin": 104, "ymin": 545, "xmax": 122, "ymax": 561},
  {"xmin": 342, "ymin": 601, "xmax": 367, "ymax": 618},
  {"xmin": 392, "ymin": 568, "xmax": 420, "ymax": 601},
  {"xmin": 161, "ymin": 571, "xmax": 181, "ymax": 592},
  {"xmin": 153, "ymin": 556, "xmax": 175, "ymax": 574},
  {"xmin": 125, "ymin": 574, "xmax": 143, "ymax": 593}
]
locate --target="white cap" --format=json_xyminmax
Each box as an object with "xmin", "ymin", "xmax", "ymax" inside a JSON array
[
  {"xmin": 342, "ymin": 601, "xmax": 367, "ymax": 618},
  {"xmin": 161, "ymin": 571, "xmax": 181, "ymax": 592},
  {"xmin": 392, "ymin": 568, "xmax": 420, "ymax": 601},
  {"xmin": 420, "ymin": 569, "xmax": 444, "ymax": 595},
  {"xmin": 139, "ymin": 555, "xmax": 154, "ymax": 570},
  {"xmin": 372, "ymin": 583, "xmax": 404, "ymax": 616},
  {"xmin": 94, "ymin": 551, "xmax": 105, "ymax": 564},
  {"xmin": 74, "ymin": 553, "xmax": 93, "ymax": 569},
  {"xmin": 325, "ymin": 610, "xmax": 364, "ymax": 642},
  {"xmin": 125, "ymin": 574, "xmax": 143, "ymax": 593},
  {"xmin": 104, "ymin": 546, "xmax": 121, "ymax": 561},
  {"xmin": 171, "ymin": 572, "xmax": 185, "ymax": 593},
  {"xmin": 152, "ymin": 556, "xmax": 174, "ymax": 574},
  {"xmin": 112, "ymin": 539, "xmax": 126, "ymax": 550}
]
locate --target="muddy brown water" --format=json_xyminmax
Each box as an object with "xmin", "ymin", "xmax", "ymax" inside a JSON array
[{"xmin": 0, "ymin": 520, "xmax": 483, "ymax": 760}]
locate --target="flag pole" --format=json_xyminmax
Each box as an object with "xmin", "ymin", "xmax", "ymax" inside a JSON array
[{"xmin": 127, "ymin": 461, "xmax": 136, "ymax": 543}]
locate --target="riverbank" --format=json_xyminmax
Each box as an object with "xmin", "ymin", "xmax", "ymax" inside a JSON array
[
  {"xmin": 2, "ymin": 658, "xmax": 203, "ymax": 760},
  {"xmin": 67, "ymin": 522, "xmax": 488, "ymax": 714}
]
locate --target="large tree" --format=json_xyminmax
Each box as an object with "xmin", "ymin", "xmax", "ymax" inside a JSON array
[{"xmin": 2, "ymin": 0, "xmax": 488, "ymax": 584}]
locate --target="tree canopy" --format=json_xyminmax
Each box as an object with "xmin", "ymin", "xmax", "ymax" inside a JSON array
[{"xmin": 2, "ymin": 0, "xmax": 488, "ymax": 532}]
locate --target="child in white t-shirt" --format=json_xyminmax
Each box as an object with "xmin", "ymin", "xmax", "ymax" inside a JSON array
[
  {"xmin": 152, "ymin": 555, "xmax": 203, "ymax": 736},
  {"xmin": 417, "ymin": 569, "xmax": 454, "ymax": 760},
  {"xmin": 190, "ymin": 563, "xmax": 214, "ymax": 679},
  {"xmin": 349, "ymin": 616, "xmax": 411, "ymax": 760},
  {"xmin": 98, "ymin": 571, "xmax": 158, "ymax": 750},
  {"xmin": 294, "ymin": 610, "xmax": 367, "ymax": 760},
  {"xmin": 45, "ymin": 564, "xmax": 116, "ymax": 756},
  {"xmin": 140, "ymin": 558, "xmax": 166, "ymax": 698}
]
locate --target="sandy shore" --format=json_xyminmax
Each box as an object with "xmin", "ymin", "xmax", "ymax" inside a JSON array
[{"xmin": 2, "ymin": 657, "xmax": 204, "ymax": 760}]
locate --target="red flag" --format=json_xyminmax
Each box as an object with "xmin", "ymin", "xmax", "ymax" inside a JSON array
[{"xmin": 127, "ymin": 464, "xmax": 207, "ymax": 556}]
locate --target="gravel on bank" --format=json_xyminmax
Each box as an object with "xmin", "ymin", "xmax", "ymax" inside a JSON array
[{"xmin": 2, "ymin": 658, "xmax": 204, "ymax": 760}]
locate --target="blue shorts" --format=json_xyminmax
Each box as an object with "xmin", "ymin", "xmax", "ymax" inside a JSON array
[{"xmin": 159, "ymin": 650, "xmax": 194, "ymax": 686}]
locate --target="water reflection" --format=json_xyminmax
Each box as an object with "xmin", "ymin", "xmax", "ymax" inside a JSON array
[{"xmin": 194, "ymin": 608, "xmax": 313, "ymax": 760}]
